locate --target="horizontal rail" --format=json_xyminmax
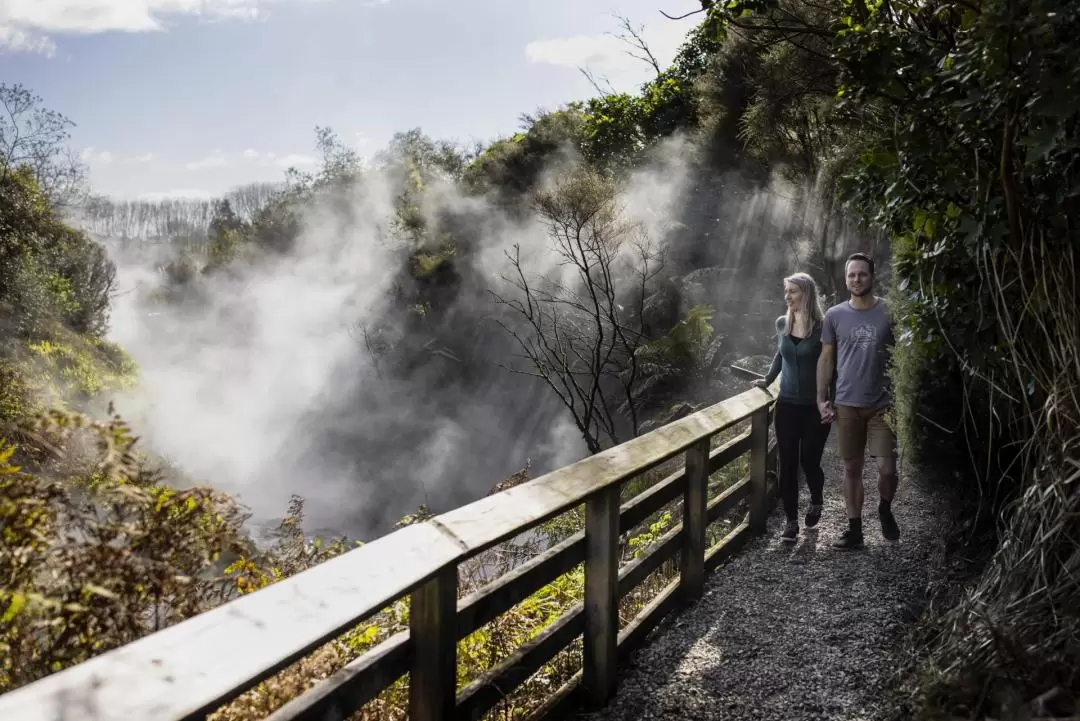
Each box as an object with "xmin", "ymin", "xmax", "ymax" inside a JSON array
[
  {"xmin": 432, "ymin": 385, "xmax": 770, "ymax": 557},
  {"xmin": 0, "ymin": 381, "xmax": 778, "ymax": 721},
  {"xmin": 265, "ymin": 631, "xmax": 410, "ymax": 721},
  {"xmin": 729, "ymin": 364, "xmax": 765, "ymax": 380},
  {"xmin": 456, "ymin": 603, "xmax": 585, "ymax": 720},
  {"xmin": 520, "ymin": 517, "xmax": 756, "ymax": 721}
]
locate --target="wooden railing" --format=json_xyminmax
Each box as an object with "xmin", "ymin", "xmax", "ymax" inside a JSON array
[{"xmin": 0, "ymin": 380, "xmax": 779, "ymax": 721}]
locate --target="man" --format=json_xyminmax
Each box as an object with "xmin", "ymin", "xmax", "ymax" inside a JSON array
[{"xmin": 816, "ymin": 253, "xmax": 900, "ymax": 550}]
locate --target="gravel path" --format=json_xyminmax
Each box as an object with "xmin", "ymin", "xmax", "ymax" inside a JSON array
[{"xmin": 574, "ymin": 437, "xmax": 948, "ymax": 721}]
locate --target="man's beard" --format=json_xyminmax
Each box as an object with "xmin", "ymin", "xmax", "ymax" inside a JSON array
[{"xmin": 849, "ymin": 285, "xmax": 873, "ymax": 297}]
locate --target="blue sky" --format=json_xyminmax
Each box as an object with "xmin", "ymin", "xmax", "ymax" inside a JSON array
[{"xmin": 2, "ymin": 0, "xmax": 700, "ymax": 199}]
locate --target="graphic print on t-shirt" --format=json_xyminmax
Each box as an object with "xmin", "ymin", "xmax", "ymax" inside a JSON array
[{"xmin": 851, "ymin": 323, "xmax": 877, "ymax": 345}]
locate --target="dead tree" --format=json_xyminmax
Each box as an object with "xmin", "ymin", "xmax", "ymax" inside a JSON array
[{"xmin": 492, "ymin": 170, "xmax": 663, "ymax": 454}]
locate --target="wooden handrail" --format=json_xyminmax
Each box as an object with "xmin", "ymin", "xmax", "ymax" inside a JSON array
[{"xmin": 0, "ymin": 381, "xmax": 779, "ymax": 721}]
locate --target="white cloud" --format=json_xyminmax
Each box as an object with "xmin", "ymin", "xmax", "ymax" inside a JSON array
[
  {"xmin": 525, "ymin": 16, "xmax": 697, "ymax": 93},
  {"xmin": 526, "ymin": 34, "xmax": 625, "ymax": 69},
  {"xmin": 0, "ymin": 0, "xmax": 345, "ymax": 55},
  {"xmin": 81, "ymin": 147, "xmax": 115, "ymax": 164},
  {"xmin": 82, "ymin": 148, "xmax": 158, "ymax": 166},
  {"xmin": 186, "ymin": 152, "xmax": 230, "ymax": 171},
  {"xmin": 241, "ymin": 149, "xmax": 317, "ymax": 168},
  {"xmin": 0, "ymin": 23, "xmax": 56, "ymax": 56}
]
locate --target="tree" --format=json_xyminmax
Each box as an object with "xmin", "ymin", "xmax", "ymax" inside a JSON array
[
  {"xmin": 0, "ymin": 166, "xmax": 116, "ymax": 339},
  {"xmin": 462, "ymin": 108, "xmax": 587, "ymax": 199},
  {"xmin": 376, "ymin": 128, "xmax": 480, "ymax": 182},
  {"xmin": 492, "ymin": 169, "xmax": 663, "ymax": 453},
  {"xmin": 704, "ymin": 0, "xmax": 1080, "ymax": 714},
  {"xmin": 0, "ymin": 83, "xmax": 87, "ymax": 207}
]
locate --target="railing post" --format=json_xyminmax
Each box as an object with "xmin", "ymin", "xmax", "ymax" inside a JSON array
[
  {"xmin": 749, "ymin": 406, "xmax": 770, "ymax": 533},
  {"xmin": 680, "ymin": 437, "xmax": 710, "ymax": 600},
  {"xmin": 582, "ymin": 486, "xmax": 619, "ymax": 707},
  {"xmin": 409, "ymin": 566, "xmax": 457, "ymax": 721}
]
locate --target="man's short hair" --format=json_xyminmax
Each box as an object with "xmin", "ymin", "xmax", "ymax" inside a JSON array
[{"xmin": 846, "ymin": 252, "xmax": 875, "ymax": 275}]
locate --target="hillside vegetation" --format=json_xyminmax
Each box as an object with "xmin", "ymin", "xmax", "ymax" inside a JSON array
[{"xmin": 1, "ymin": 0, "xmax": 1077, "ymax": 718}]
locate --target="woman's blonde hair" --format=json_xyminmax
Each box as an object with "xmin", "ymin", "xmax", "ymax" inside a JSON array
[{"xmin": 784, "ymin": 272, "xmax": 824, "ymax": 335}]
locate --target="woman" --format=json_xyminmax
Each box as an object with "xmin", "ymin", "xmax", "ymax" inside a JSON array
[{"xmin": 753, "ymin": 272, "xmax": 831, "ymax": 544}]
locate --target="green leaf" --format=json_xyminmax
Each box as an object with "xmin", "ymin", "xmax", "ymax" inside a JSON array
[{"xmin": 1, "ymin": 593, "xmax": 27, "ymax": 623}]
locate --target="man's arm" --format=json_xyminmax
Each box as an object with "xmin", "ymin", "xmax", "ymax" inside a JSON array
[
  {"xmin": 817, "ymin": 309, "xmax": 836, "ymax": 420},
  {"xmin": 816, "ymin": 343, "xmax": 835, "ymax": 405}
]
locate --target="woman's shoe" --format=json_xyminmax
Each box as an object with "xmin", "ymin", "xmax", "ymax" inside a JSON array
[
  {"xmin": 781, "ymin": 520, "xmax": 799, "ymax": 544},
  {"xmin": 804, "ymin": 503, "xmax": 823, "ymax": 530}
]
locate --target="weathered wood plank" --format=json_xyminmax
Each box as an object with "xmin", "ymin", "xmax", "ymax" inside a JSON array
[
  {"xmin": 455, "ymin": 603, "xmax": 584, "ymax": 720},
  {"xmin": 456, "ymin": 530, "xmax": 585, "ymax": 638},
  {"xmin": 526, "ymin": 670, "xmax": 582, "ymax": 721},
  {"xmin": 618, "ymin": 465, "xmax": 685, "ymax": 533},
  {"xmin": 582, "ymin": 487, "xmax": 619, "ymax": 707},
  {"xmin": 264, "ymin": 631, "xmax": 409, "ymax": 721},
  {"xmin": 708, "ymin": 431, "xmax": 751, "ymax": 474},
  {"xmin": 729, "ymin": 364, "xmax": 764, "ymax": 380},
  {"xmin": 617, "ymin": 430, "xmax": 749, "ymax": 535},
  {"xmin": 748, "ymin": 406, "xmax": 770, "ymax": 533},
  {"xmin": 410, "ymin": 566, "xmax": 458, "ymax": 721},
  {"xmin": 704, "ymin": 521, "xmax": 752, "ymax": 573},
  {"xmin": 680, "ymin": 438, "xmax": 710, "ymax": 600},
  {"xmin": 435, "ymin": 387, "xmax": 774, "ymax": 557},
  {"xmin": 619, "ymin": 472, "xmax": 752, "ymax": 600},
  {"xmin": 706, "ymin": 475, "xmax": 750, "ymax": 525},
  {"xmin": 616, "ymin": 575, "xmax": 681, "ymax": 661},
  {"xmin": 0, "ymin": 522, "xmax": 463, "ymax": 721},
  {"xmin": 0, "ymin": 381, "xmax": 779, "ymax": 721},
  {"xmin": 617, "ymin": 523, "xmax": 682, "ymax": 599}
]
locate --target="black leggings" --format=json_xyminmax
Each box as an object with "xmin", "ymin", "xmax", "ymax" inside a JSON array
[{"xmin": 774, "ymin": 401, "xmax": 831, "ymax": 522}]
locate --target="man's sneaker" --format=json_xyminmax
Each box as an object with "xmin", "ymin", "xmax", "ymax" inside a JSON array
[
  {"xmin": 804, "ymin": 503, "xmax": 823, "ymax": 530},
  {"xmin": 880, "ymin": 507, "xmax": 901, "ymax": 541},
  {"xmin": 832, "ymin": 530, "xmax": 864, "ymax": 550},
  {"xmin": 781, "ymin": 520, "xmax": 799, "ymax": 544}
]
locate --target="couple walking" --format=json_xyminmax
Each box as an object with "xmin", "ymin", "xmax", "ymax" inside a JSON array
[{"xmin": 752, "ymin": 253, "xmax": 900, "ymax": 550}]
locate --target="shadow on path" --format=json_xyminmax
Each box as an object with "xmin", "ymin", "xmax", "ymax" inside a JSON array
[{"xmin": 573, "ymin": 435, "xmax": 947, "ymax": 721}]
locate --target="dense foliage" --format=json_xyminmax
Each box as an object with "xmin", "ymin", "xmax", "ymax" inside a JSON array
[
  {"xmin": 701, "ymin": 0, "xmax": 1080, "ymax": 714},
  {"xmin": 2, "ymin": 0, "xmax": 1076, "ymax": 717}
]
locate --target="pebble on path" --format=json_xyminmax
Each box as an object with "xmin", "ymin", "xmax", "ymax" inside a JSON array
[{"xmin": 574, "ymin": 437, "xmax": 947, "ymax": 721}]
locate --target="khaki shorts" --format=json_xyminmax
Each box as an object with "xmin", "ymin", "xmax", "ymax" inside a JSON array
[{"xmin": 835, "ymin": 404, "xmax": 898, "ymax": 460}]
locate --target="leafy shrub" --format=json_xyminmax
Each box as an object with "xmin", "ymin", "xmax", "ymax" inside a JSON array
[
  {"xmin": 0, "ymin": 166, "xmax": 116, "ymax": 340},
  {"xmin": 0, "ymin": 409, "xmax": 251, "ymax": 691}
]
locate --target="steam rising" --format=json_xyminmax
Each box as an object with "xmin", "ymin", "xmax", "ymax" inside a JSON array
[{"xmin": 87, "ymin": 133, "xmax": 860, "ymax": 540}]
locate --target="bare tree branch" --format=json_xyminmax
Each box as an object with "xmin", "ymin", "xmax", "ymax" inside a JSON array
[
  {"xmin": 0, "ymin": 83, "xmax": 87, "ymax": 207},
  {"xmin": 612, "ymin": 15, "xmax": 663, "ymax": 77},
  {"xmin": 578, "ymin": 67, "xmax": 615, "ymax": 97},
  {"xmin": 660, "ymin": 7, "xmax": 707, "ymax": 21},
  {"xmin": 490, "ymin": 169, "xmax": 663, "ymax": 453}
]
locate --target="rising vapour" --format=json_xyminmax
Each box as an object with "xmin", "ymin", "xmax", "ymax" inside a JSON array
[
  {"xmin": 91, "ymin": 139, "xmax": 685, "ymax": 539},
  {"xmin": 85, "ymin": 130, "xmax": 860, "ymax": 540}
]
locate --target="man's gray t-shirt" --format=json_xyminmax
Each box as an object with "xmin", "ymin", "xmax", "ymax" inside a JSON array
[{"xmin": 821, "ymin": 297, "xmax": 893, "ymax": 408}]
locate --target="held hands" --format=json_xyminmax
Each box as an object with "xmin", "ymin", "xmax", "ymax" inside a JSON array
[
  {"xmin": 818, "ymin": 400, "xmax": 835, "ymax": 424},
  {"xmin": 752, "ymin": 379, "xmax": 767, "ymax": 389}
]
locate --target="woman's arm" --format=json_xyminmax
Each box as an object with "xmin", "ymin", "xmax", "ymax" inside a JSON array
[{"xmin": 759, "ymin": 316, "xmax": 785, "ymax": 385}]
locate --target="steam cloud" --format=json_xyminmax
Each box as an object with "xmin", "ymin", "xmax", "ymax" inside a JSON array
[{"xmin": 87, "ymin": 132, "xmax": 859, "ymax": 541}]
